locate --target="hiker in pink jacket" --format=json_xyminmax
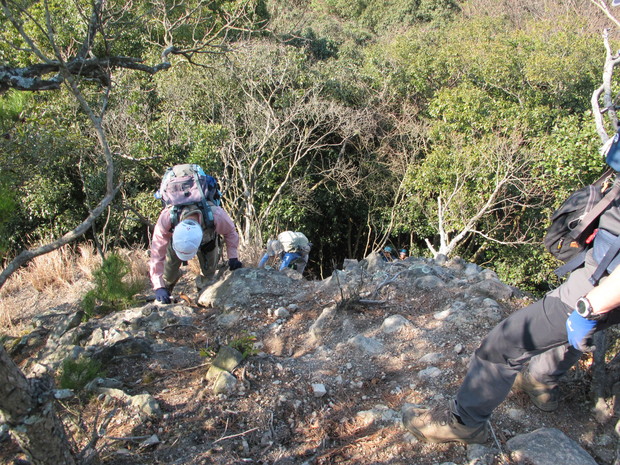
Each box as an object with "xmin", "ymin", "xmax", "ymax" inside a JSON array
[{"xmin": 149, "ymin": 203, "xmax": 242, "ymax": 303}]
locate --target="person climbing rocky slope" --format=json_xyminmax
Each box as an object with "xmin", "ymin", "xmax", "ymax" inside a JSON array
[{"xmin": 1, "ymin": 252, "xmax": 618, "ymax": 465}]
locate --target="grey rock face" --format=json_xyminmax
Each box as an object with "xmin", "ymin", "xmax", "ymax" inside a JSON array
[{"xmin": 506, "ymin": 428, "xmax": 597, "ymax": 465}]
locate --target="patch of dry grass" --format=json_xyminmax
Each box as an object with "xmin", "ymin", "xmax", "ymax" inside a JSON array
[
  {"xmin": 3, "ymin": 243, "xmax": 101, "ymax": 294},
  {"xmin": 114, "ymin": 246, "xmax": 150, "ymax": 284},
  {"xmin": 0, "ymin": 243, "xmax": 150, "ymax": 334},
  {"xmin": 0, "ymin": 244, "xmax": 91, "ymax": 332}
]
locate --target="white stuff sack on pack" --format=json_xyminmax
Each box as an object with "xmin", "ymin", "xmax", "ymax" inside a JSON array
[{"xmin": 277, "ymin": 231, "xmax": 309, "ymax": 253}]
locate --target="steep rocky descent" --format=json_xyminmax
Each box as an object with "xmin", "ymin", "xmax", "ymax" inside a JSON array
[{"xmin": 1, "ymin": 253, "xmax": 619, "ymax": 465}]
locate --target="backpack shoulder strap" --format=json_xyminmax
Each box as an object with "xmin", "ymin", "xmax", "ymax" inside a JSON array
[
  {"xmin": 569, "ymin": 169, "xmax": 619, "ymax": 241},
  {"xmin": 169, "ymin": 206, "xmax": 181, "ymax": 230},
  {"xmin": 198, "ymin": 200, "xmax": 215, "ymax": 229},
  {"xmin": 589, "ymin": 233, "xmax": 620, "ymax": 286},
  {"xmin": 554, "ymin": 249, "xmax": 588, "ymax": 278},
  {"xmin": 193, "ymin": 171, "xmax": 215, "ymax": 229}
]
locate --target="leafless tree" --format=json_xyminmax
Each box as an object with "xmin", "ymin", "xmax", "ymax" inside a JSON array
[
  {"xmin": 422, "ymin": 135, "xmax": 545, "ymax": 258},
  {"xmin": 370, "ymin": 102, "xmax": 430, "ymax": 252},
  {"xmin": 213, "ymin": 43, "xmax": 379, "ymax": 247}
]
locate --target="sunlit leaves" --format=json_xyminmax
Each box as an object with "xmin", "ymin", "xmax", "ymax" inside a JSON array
[
  {"xmin": 310, "ymin": 0, "xmax": 459, "ymax": 32},
  {"xmin": 1, "ymin": 0, "xmax": 89, "ymax": 65}
]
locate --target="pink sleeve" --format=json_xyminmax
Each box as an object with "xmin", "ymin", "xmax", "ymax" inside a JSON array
[
  {"xmin": 213, "ymin": 206, "xmax": 240, "ymax": 260},
  {"xmin": 149, "ymin": 208, "xmax": 173, "ymax": 290}
]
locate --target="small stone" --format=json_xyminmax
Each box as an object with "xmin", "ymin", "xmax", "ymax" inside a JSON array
[
  {"xmin": 274, "ymin": 307, "xmax": 290, "ymax": 318},
  {"xmin": 312, "ymin": 383, "xmax": 327, "ymax": 397}
]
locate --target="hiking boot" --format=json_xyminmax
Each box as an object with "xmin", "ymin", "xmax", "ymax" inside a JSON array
[
  {"xmin": 401, "ymin": 403, "xmax": 488, "ymax": 444},
  {"xmin": 512, "ymin": 371, "xmax": 559, "ymax": 412}
]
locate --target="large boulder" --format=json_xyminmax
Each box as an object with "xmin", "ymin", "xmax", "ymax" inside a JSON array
[{"xmin": 198, "ymin": 268, "xmax": 298, "ymax": 308}]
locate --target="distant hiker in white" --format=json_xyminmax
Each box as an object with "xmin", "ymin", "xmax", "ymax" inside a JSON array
[{"xmin": 258, "ymin": 231, "xmax": 312, "ymax": 275}]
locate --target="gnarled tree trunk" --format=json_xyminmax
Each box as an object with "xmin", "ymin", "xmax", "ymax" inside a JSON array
[{"xmin": 0, "ymin": 346, "xmax": 76, "ymax": 465}]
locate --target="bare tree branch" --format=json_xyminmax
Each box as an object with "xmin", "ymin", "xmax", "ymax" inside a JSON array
[
  {"xmin": 590, "ymin": 0, "xmax": 620, "ymax": 30},
  {"xmin": 591, "ymin": 27, "xmax": 620, "ymax": 141},
  {"xmin": 0, "ymin": 184, "xmax": 121, "ymax": 289},
  {"xmin": 0, "ymin": 54, "xmax": 176, "ymax": 93},
  {"xmin": 215, "ymin": 48, "xmax": 378, "ymax": 247},
  {"xmin": 422, "ymin": 135, "xmax": 546, "ymax": 257}
]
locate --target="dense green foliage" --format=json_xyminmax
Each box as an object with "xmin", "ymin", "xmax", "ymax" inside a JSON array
[{"xmin": 1, "ymin": 0, "xmax": 618, "ymax": 293}]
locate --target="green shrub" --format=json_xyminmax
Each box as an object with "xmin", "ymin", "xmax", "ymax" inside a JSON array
[
  {"xmin": 58, "ymin": 356, "xmax": 104, "ymax": 391},
  {"xmin": 229, "ymin": 332, "xmax": 258, "ymax": 359},
  {"xmin": 82, "ymin": 253, "xmax": 143, "ymax": 319},
  {"xmin": 199, "ymin": 347, "xmax": 217, "ymax": 358}
]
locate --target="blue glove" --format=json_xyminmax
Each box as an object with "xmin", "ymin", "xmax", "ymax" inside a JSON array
[
  {"xmin": 280, "ymin": 252, "xmax": 301, "ymax": 270},
  {"xmin": 155, "ymin": 288, "xmax": 171, "ymax": 304},
  {"xmin": 566, "ymin": 310, "xmax": 597, "ymax": 352},
  {"xmin": 228, "ymin": 258, "xmax": 243, "ymax": 270}
]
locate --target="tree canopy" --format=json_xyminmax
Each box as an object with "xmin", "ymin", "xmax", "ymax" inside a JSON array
[{"xmin": 2, "ymin": 0, "xmax": 620, "ymax": 292}]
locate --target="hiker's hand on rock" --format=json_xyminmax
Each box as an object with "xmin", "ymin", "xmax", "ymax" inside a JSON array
[
  {"xmin": 155, "ymin": 288, "xmax": 171, "ymax": 304},
  {"xmin": 228, "ymin": 258, "xmax": 243, "ymax": 271}
]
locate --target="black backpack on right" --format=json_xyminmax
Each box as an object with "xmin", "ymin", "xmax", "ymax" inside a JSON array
[{"xmin": 544, "ymin": 167, "xmax": 619, "ymax": 279}]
